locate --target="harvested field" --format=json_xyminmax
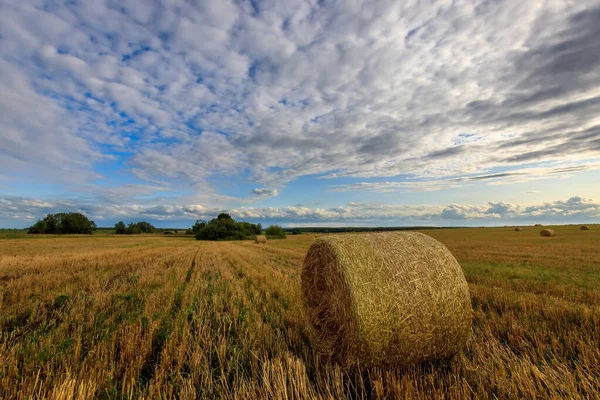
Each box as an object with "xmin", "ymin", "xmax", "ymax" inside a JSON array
[{"xmin": 1, "ymin": 225, "xmax": 599, "ymax": 399}]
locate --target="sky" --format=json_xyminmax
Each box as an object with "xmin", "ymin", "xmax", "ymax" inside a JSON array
[{"xmin": 1, "ymin": 0, "xmax": 599, "ymax": 228}]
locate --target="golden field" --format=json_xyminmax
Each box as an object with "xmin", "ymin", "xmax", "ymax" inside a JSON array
[{"xmin": 0, "ymin": 225, "xmax": 599, "ymax": 399}]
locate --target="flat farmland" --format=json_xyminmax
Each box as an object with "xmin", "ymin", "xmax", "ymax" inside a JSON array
[{"xmin": 1, "ymin": 226, "xmax": 599, "ymax": 399}]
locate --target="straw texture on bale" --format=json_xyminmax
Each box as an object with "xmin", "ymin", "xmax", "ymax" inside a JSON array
[
  {"xmin": 515, "ymin": 227, "xmax": 522, "ymax": 232},
  {"xmin": 540, "ymin": 229, "xmax": 555, "ymax": 237},
  {"xmin": 254, "ymin": 235, "xmax": 267, "ymax": 244},
  {"xmin": 301, "ymin": 232, "xmax": 472, "ymax": 367},
  {"xmin": 580, "ymin": 225, "xmax": 589, "ymax": 230}
]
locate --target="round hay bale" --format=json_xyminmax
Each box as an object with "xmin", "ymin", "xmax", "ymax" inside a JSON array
[
  {"xmin": 540, "ymin": 229, "xmax": 555, "ymax": 237},
  {"xmin": 301, "ymin": 232, "xmax": 472, "ymax": 367},
  {"xmin": 254, "ymin": 235, "xmax": 267, "ymax": 244},
  {"xmin": 515, "ymin": 227, "xmax": 522, "ymax": 232},
  {"xmin": 580, "ymin": 225, "xmax": 589, "ymax": 230},
  {"xmin": 535, "ymin": 224, "xmax": 542, "ymax": 227}
]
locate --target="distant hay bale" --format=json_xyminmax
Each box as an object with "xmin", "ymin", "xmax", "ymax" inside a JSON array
[
  {"xmin": 535, "ymin": 224, "xmax": 542, "ymax": 226},
  {"xmin": 540, "ymin": 229, "xmax": 555, "ymax": 237},
  {"xmin": 301, "ymin": 232, "xmax": 472, "ymax": 367},
  {"xmin": 254, "ymin": 235, "xmax": 267, "ymax": 244},
  {"xmin": 515, "ymin": 227, "xmax": 522, "ymax": 232},
  {"xmin": 580, "ymin": 225, "xmax": 589, "ymax": 230}
]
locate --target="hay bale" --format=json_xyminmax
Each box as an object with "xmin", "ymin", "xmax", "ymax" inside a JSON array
[
  {"xmin": 515, "ymin": 227, "xmax": 522, "ymax": 232},
  {"xmin": 535, "ymin": 224, "xmax": 542, "ymax": 226},
  {"xmin": 580, "ymin": 225, "xmax": 589, "ymax": 230},
  {"xmin": 540, "ymin": 229, "xmax": 555, "ymax": 237},
  {"xmin": 254, "ymin": 235, "xmax": 267, "ymax": 244},
  {"xmin": 301, "ymin": 232, "xmax": 472, "ymax": 367}
]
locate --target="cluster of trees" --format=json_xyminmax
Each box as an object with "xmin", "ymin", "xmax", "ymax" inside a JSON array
[
  {"xmin": 192, "ymin": 213, "xmax": 262, "ymax": 241},
  {"xmin": 28, "ymin": 213, "xmax": 97, "ymax": 234},
  {"xmin": 114, "ymin": 221, "xmax": 157, "ymax": 234},
  {"xmin": 265, "ymin": 225, "xmax": 286, "ymax": 239}
]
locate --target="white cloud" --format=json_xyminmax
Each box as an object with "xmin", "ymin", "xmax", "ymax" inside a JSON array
[{"xmin": 2, "ymin": 196, "xmax": 598, "ymax": 225}]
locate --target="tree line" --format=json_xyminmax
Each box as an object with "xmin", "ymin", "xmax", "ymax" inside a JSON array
[
  {"xmin": 113, "ymin": 221, "xmax": 157, "ymax": 234},
  {"xmin": 27, "ymin": 212, "xmax": 287, "ymax": 241}
]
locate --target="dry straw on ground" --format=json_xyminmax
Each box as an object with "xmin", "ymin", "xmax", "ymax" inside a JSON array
[
  {"xmin": 301, "ymin": 232, "xmax": 472, "ymax": 367},
  {"xmin": 540, "ymin": 229, "xmax": 556, "ymax": 237},
  {"xmin": 580, "ymin": 225, "xmax": 589, "ymax": 230},
  {"xmin": 515, "ymin": 227, "xmax": 522, "ymax": 232},
  {"xmin": 255, "ymin": 235, "xmax": 267, "ymax": 244}
]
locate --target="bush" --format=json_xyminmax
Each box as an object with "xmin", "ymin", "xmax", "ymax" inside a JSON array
[
  {"xmin": 194, "ymin": 213, "xmax": 262, "ymax": 241},
  {"xmin": 265, "ymin": 225, "xmax": 286, "ymax": 239},
  {"xmin": 28, "ymin": 213, "xmax": 96, "ymax": 234}
]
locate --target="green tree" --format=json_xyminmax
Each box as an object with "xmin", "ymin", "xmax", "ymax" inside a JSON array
[
  {"xmin": 27, "ymin": 220, "xmax": 48, "ymax": 234},
  {"xmin": 114, "ymin": 221, "xmax": 157, "ymax": 234},
  {"xmin": 135, "ymin": 221, "xmax": 156, "ymax": 233},
  {"xmin": 27, "ymin": 213, "xmax": 95, "ymax": 234},
  {"xmin": 195, "ymin": 215, "xmax": 261, "ymax": 241},
  {"xmin": 265, "ymin": 225, "xmax": 286, "ymax": 239},
  {"xmin": 43, "ymin": 214, "xmax": 59, "ymax": 234},
  {"xmin": 217, "ymin": 213, "xmax": 232, "ymax": 221},
  {"xmin": 114, "ymin": 221, "xmax": 126, "ymax": 234},
  {"xmin": 191, "ymin": 219, "xmax": 207, "ymax": 234},
  {"xmin": 125, "ymin": 222, "xmax": 142, "ymax": 234}
]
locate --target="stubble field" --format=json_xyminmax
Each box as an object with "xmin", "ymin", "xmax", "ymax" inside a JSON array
[{"xmin": 0, "ymin": 225, "xmax": 599, "ymax": 399}]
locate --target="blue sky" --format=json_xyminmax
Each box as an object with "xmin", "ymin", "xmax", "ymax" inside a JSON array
[{"xmin": 1, "ymin": 0, "xmax": 599, "ymax": 228}]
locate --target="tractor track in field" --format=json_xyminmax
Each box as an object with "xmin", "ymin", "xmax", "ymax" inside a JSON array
[{"xmin": 139, "ymin": 248, "xmax": 199, "ymax": 387}]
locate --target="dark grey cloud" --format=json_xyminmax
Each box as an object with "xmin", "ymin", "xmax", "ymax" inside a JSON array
[
  {"xmin": 426, "ymin": 146, "xmax": 468, "ymax": 160},
  {"xmin": 462, "ymin": 172, "xmax": 523, "ymax": 181},
  {"xmin": 251, "ymin": 187, "xmax": 279, "ymax": 197},
  {"xmin": 513, "ymin": 6, "xmax": 600, "ymax": 92}
]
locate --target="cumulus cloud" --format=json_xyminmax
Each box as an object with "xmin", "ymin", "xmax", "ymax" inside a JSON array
[{"xmin": 2, "ymin": 196, "xmax": 598, "ymax": 226}]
